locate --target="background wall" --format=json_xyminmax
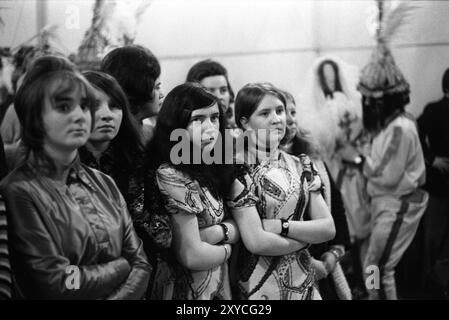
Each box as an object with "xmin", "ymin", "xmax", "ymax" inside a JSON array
[{"xmin": 1, "ymin": 0, "xmax": 448, "ymax": 116}]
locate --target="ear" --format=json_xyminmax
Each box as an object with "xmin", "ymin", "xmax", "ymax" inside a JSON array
[{"xmin": 240, "ymin": 117, "xmax": 250, "ymax": 131}]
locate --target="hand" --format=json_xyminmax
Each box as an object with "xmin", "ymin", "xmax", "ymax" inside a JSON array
[
  {"xmin": 321, "ymin": 251, "xmax": 337, "ymax": 273},
  {"xmin": 432, "ymin": 156, "xmax": 449, "ymax": 175},
  {"xmin": 199, "ymin": 225, "xmax": 221, "ymax": 245},
  {"xmin": 338, "ymin": 144, "xmax": 359, "ymax": 163},
  {"xmin": 308, "ymin": 174, "xmax": 322, "ymax": 192},
  {"xmin": 311, "ymin": 258, "xmax": 328, "ymax": 280}
]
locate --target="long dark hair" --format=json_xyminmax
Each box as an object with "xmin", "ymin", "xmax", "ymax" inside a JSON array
[
  {"xmin": 317, "ymin": 59, "xmax": 343, "ymax": 99},
  {"xmin": 100, "ymin": 45, "xmax": 161, "ymax": 114},
  {"xmin": 145, "ymin": 82, "xmax": 233, "ymax": 198},
  {"xmin": 82, "ymin": 71, "xmax": 144, "ymax": 165}
]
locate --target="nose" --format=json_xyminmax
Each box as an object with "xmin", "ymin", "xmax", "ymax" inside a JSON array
[
  {"xmin": 286, "ymin": 113, "xmax": 294, "ymax": 125},
  {"xmin": 271, "ymin": 111, "xmax": 282, "ymax": 124},
  {"xmin": 202, "ymin": 117, "xmax": 214, "ymax": 130},
  {"xmin": 100, "ymin": 109, "xmax": 114, "ymax": 121},
  {"xmin": 73, "ymin": 104, "xmax": 90, "ymax": 125}
]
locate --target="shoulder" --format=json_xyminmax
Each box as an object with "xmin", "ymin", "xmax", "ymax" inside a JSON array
[
  {"xmin": 380, "ymin": 116, "xmax": 417, "ymax": 147},
  {"xmin": 281, "ymin": 150, "xmax": 314, "ymax": 170},
  {"xmin": 422, "ymin": 98, "xmax": 446, "ymax": 115},
  {"xmin": 156, "ymin": 163, "xmax": 193, "ymax": 186},
  {"xmin": 80, "ymin": 164, "xmax": 122, "ymax": 199},
  {"xmin": 0, "ymin": 164, "xmax": 34, "ymax": 198}
]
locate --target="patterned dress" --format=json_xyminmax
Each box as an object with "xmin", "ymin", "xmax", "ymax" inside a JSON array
[
  {"xmin": 227, "ymin": 151, "xmax": 320, "ymax": 300},
  {"xmin": 150, "ymin": 163, "xmax": 231, "ymax": 300}
]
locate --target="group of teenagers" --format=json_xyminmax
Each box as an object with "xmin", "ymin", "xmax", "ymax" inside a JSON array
[{"xmin": 0, "ymin": 40, "xmax": 429, "ymax": 300}]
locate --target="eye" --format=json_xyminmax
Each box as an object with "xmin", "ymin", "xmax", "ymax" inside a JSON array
[
  {"xmin": 291, "ymin": 110, "xmax": 296, "ymax": 117},
  {"xmin": 260, "ymin": 111, "xmax": 269, "ymax": 117},
  {"xmin": 56, "ymin": 103, "xmax": 72, "ymax": 113},
  {"xmin": 220, "ymin": 87, "xmax": 228, "ymax": 95},
  {"xmin": 211, "ymin": 115, "xmax": 219, "ymax": 122},
  {"xmin": 276, "ymin": 107, "xmax": 285, "ymax": 115},
  {"xmin": 110, "ymin": 103, "xmax": 122, "ymax": 110},
  {"xmin": 81, "ymin": 98, "xmax": 93, "ymax": 111}
]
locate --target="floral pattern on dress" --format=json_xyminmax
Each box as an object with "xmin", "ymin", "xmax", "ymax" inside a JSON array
[
  {"xmin": 227, "ymin": 151, "xmax": 320, "ymax": 300},
  {"xmin": 150, "ymin": 163, "xmax": 231, "ymax": 300}
]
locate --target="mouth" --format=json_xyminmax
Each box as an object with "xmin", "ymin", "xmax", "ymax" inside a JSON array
[
  {"xmin": 69, "ymin": 128, "xmax": 87, "ymax": 135},
  {"xmin": 201, "ymin": 137, "xmax": 215, "ymax": 145},
  {"xmin": 97, "ymin": 125, "xmax": 115, "ymax": 131}
]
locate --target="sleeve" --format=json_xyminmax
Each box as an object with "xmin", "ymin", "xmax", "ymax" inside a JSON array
[
  {"xmin": 0, "ymin": 105, "xmax": 21, "ymax": 146},
  {"xmin": 417, "ymin": 104, "xmax": 434, "ymax": 164},
  {"xmin": 0, "ymin": 193, "xmax": 12, "ymax": 300},
  {"xmin": 156, "ymin": 165, "xmax": 205, "ymax": 215},
  {"xmin": 105, "ymin": 194, "xmax": 151, "ymax": 300},
  {"xmin": 0, "ymin": 134, "xmax": 7, "ymax": 180},
  {"xmin": 133, "ymin": 168, "xmax": 172, "ymax": 272},
  {"xmin": 363, "ymin": 125, "xmax": 412, "ymax": 188},
  {"xmin": 143, "ymin": 170, "xmax": 172, "ymax": 249},
  {"xmin": 226, "ymin": 165, "xmax": 259, "ymax": 209},
  {"xmin": 2, "ymin": 183, "xmax": 131, "ymax": 300},
  {"xmin": 325, "ymin": 165, "xmax": 351, "ymax": 248}
]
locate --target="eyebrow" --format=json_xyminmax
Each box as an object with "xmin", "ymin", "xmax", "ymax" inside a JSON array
[
  {"xmin": 258, "ymin": 105, "xmax": 283, "ymax": 112},
  {"xmin": 54, "ymin": 95, "xmax": 75, "ymax": 102}
]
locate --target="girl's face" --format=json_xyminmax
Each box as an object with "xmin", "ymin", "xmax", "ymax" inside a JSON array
[
  {"xmin": 143, "ymin": 77, "xmax": 164, "ymax": 118},
  {"xmin": 187, "ymin": 103, "xmax": 220, "ymax": 151},
  {"xmin": 241, "ymin": 94, "xmax": 286, "ymax": 148},
  {"xmin": 323, "ymin": 63, "xmax": 336, "ymax": 92},
  {"xmin": 42, "ymin": 81, "xmax": 91, "ymax": 153},
  {"xmin": 89, "ymin": 89, "xmax": 123, "ymax": 143},
  {"xmin": 284, "ymin": 99, "xmax": 297, "ymax": 143},
  {"xmin": 200, "ymin": 75, "xmax": 231, "ymax": 109}
]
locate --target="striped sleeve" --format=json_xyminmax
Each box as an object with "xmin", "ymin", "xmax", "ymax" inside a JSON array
[{"xmin": 0, "ymin": 193, "xmax": 12, "ymax": 300}]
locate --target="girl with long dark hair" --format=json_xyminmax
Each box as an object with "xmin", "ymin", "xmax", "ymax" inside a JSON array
[{"xmin": 145, "ymin": 82, "xmax": 240, "ymax": 300}]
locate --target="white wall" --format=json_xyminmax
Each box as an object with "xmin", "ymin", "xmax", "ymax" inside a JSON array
[
  {"xmin": 316, "ymin": 0, "xmax": 449, "ymax": 116},
  {"xmin": 1, "ymin": 0, "xmax": 448, "ymax": 116}
]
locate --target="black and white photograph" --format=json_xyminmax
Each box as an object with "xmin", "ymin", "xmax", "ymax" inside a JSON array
[{"xmin": 0, "ymin": 0, "xmax": 448, "ymax": 304}]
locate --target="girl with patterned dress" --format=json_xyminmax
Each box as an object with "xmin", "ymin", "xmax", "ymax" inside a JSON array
[
  {"xmin": 228, "ymin": 83, "xmax": 335, "ymax": 300},
  {"xmin": 146, "ymin": 83, "xmax": 240, "ymax": 300}
]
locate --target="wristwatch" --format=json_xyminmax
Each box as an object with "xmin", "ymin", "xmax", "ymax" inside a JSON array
[
  {"xmin": 280, "ymin": 218, "xmax": 289, "ymax": 237},
  {"xmin": 219, "ymin": 223, "xmax": 230, "ymax": 242}
]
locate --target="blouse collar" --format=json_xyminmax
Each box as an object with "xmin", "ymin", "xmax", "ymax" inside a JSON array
[{"xmin": 27, "ymin": 151, "xmax": 94, "ymax": 194}]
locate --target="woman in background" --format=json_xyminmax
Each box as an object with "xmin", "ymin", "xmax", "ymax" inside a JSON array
[
  {"xmin": 79, "ymin": 71, "xmax": 145, "ymax": 221},
  {"xmin": 280, "ymin": 89, "xmax": 351, "ymax": 300},
  {"xmin": 300, "ymin": 57, "xmax": 370, "ymax": 298},
  {"xmin": 186, "ymin": 59, "xmax": 236, "ymax": 129}
]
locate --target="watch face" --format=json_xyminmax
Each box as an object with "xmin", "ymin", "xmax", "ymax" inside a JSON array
[{"xmin": 282, "ymin": 222, "xmax": 289, "ymax": 228}]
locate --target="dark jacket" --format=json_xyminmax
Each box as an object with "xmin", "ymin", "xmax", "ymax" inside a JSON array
[
  {"xmin": 417, "ymin": 96, "xmax": 449, "ymax": 196},
  {"xmin": 0, "ymin": 154, "xmax": 151, "ymax": 299}
]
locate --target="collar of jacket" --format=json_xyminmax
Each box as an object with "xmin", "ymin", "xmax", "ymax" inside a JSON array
[{"xmin": 25, "ymin": 151, "xmax": 95, "ymax": 195}]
